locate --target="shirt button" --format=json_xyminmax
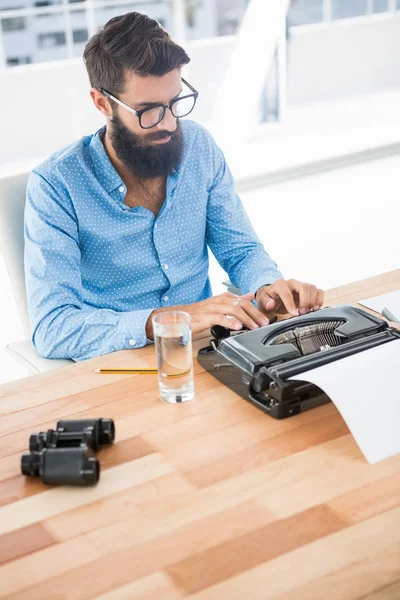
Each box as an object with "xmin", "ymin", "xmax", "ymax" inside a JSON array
[
  {"xmin": 128, "ymin": 339, "xmax": 136, "ymax": 346},
  {"xmin": 163, "ymin": 296, "xmax": 169, "ymax": 302},
  {"xmin": 164, "ymin": 264, "xmax": 169, "ymax": 270},
  {"xmin": 119, "ymin": 186, "xmax": 125, "ymax": 193},
  {"xmin": 154, "ymin": 223, "xmax": 158, "ymax": 229}
]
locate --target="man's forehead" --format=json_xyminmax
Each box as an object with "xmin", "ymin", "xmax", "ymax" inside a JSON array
[{"xmin": 122, "ymin": 69, "xmax": 182, "ymax": 103}]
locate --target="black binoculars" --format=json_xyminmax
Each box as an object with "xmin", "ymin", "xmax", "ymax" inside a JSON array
[
  {"xmin": 21, "ymin": 418, "xmax": 115, "ymax": 486},
  {"xmin": 21, "ymin": 447, "xmax": 99, "ymax": 486},
  {"xmin": 29, "ymin": 418, "xmax": 115, "ymax": 453}
]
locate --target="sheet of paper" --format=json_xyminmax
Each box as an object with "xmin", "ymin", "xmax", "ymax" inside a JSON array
[
  {"xmin": 290, "ymin": 339, "xmax": 400, "ymax": 463},
  {"xmin": 359, "ymin": 289, "xmax": 400, "ymax": 320}
]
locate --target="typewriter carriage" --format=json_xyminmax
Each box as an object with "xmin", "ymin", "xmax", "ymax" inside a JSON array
[{"xmin": 198, "ymin": 305, "xmax": 400, "ymax": 419}]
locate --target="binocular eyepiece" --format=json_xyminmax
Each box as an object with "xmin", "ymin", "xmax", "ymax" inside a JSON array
[
  {"xmin": 21, "ymin": 418, "xmax": 115, "ymax": 486},
  {"xmin": 29, "ymin": 418, "xmax": 115, "ymax": 453}
]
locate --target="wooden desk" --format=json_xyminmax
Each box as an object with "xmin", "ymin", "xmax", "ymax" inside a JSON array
[{"xmin": 1, "ymin": 271, "xmax": 400, "ymax": 600}]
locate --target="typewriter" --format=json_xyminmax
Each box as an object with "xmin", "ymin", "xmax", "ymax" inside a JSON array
[{"xmin": 198, "ymin": 305, "xmax": 400, "ymax": 419}]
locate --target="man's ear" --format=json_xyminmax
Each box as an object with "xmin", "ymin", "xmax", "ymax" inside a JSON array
[{"xmin": 90, "ymin": 88, "xmax": 113, "ymax": 118}]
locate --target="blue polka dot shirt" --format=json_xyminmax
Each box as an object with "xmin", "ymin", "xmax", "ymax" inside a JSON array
[{"xmin": 25, "ymin": 120, "xmax": 283, "ymax": 361}]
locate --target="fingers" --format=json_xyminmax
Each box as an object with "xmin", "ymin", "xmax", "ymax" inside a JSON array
[
  {"xmin": 230, "ymin": 300, "xmax": 269, "ymax": 329},
  {"xmin": 290, "ymin": 281, "xmax": 324, "ymax": 314},
  {"xmin": 214, "ymin": 292, "xmax": 269, "ymax": 330},
  {"xmin": 273, "ymin": 281, "xmax": 298, "ymax": 316},
  {"xmin": 190, "ymin": 313, "xmax": 242, "ymax": 335},
  {"xmin": 239, "ymin": 291, "xmax": 255, "ymax": 302},
  {"xmin": 214, "ymin": 315, "xmax": 244, "ymax": 331},
  {"xmin": 298, "ymin": 284, "xmax": 313, "ymax": 315},
  {"xmin": 193, "ymin": 284, "xmax": 324, "ymax": 336},
  {"xmin": 259, "ymin": 280, "xmax": 324, "ymax": 317},
  {"xmin": 314, "ymin": 288, "xmax": 324, "ymax": 310},
  {"xmin": 263, "ymin": 297, "xmax": 276, "ymax": 311}
]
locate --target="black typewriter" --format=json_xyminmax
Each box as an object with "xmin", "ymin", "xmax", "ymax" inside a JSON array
[{"xmin": 198, "ymin": 305, "xmax": 400, "ymax": 419}]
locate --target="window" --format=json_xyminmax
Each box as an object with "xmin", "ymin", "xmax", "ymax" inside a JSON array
[
  {"xmin": 373, "ymin": 0, "xmax": 388, "ymax": 11},
  {"xmin": 1, "ymin": 8, "xmax": 26, "ymax": 32},
  {"xmin": 288, "ymin": 0, "xmax": 323, "ymax": 26},
  {"xmin": 72, "ymin": 28, "xmax": 88, "ymax": 43},
  {"xmin": 331, "ymin": 0, "xmax": 368, "ymax": 19},
  {"xmin": 37, "ymin": 31, "xmax": 66, "ymax": 48},
  {"xmin": 7, "ymin": 56, "xmax": 31, "ymax": 66},
  {"xmin": 34, "ymin": 1, "xmax": 60, "ymax": 17}
]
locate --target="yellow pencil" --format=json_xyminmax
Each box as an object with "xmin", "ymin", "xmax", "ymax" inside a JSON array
[
  {"xmin": 93, "ymin": 368, "xmax": 191, "ymax": 378},
  {"xmin": 93, "ymin": 368, "xmax": 157, "ymax": 374}
]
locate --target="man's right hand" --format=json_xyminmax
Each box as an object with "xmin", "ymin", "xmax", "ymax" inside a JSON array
[{"xmin": 145, "ymin": 291, "xmax": 271, "ymax": 340}]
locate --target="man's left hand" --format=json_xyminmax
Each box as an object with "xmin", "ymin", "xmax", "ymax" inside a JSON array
[{"xmin": 256, "ymin": 279, "xmax": 324, "ymax": 317}]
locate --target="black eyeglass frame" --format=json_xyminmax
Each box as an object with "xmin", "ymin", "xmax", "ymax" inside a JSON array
[{"xmin": 99, "ymin": 78, "xmax": 199, "ymax": 129}]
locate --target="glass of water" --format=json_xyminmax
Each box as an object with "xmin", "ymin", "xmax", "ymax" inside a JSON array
[{"xmin": 152, "ymin": 311, "xmax": 195, "ymax": 403}]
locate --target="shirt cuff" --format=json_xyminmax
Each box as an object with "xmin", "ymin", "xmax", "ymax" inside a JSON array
[
  {"xmin": 116, "ymin": 308, "xmax": 155, "ymax": 349},
  {"xmin": 251, "ymin": 271, "xmax": 284, "ymax": 297}
]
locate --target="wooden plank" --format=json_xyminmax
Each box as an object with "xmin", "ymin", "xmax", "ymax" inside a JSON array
[
  {"xmin": 93, "ymin": 572, "xmax": 184, "ymax": 600},
  {"xmin": 327, "ymin": 472, "xmax": 400, "ymax": 525},
  {"xmin": 0, "ymin": 371, "xmax": 228, "ymax": 462},
  {"xmin": 166, "ymin": 504, "xmax": 347, "ymax": 594},
  {"xmin": 0, "ymin": 536, "xmax": 102, "ymax": 599},
  {"xmin": 183, "ymin": 410, "xmax": 348, "ymax": 488},
  {"xmin": 4, "ymin": 499, "xmax": 274, "ymax": 599},
  {"xmin": 40, "ymin": 437, "xmax": 360, "ymax": 567},
  {"xmin": 45, "ymin": 472, "xmax": 195, "ymax": 541},
  {"xmin": 0, "ymin": 453, "xmax": 173, "ymax": 536},
  {"xmin": 44, "ymin": 436, "xmax": 395, "ymax": 546},
  {"xmin": 256, "ymin": 443, "xmax": 400, "ymax": 520},
  {"xmin": 184, "ymin": 506, "xmax": 400, "ymax": 600},
  {"xmin": 267, "ymin": 547, "xmax": 400, "ymax": 600},
  {"xmin": 361, "ymin": 581, "xmax": 400, "ymax": 600},
  {"xmin": 0, "ymin": 522, "xmax": 56, "ymax": 566},
  {"xmin": 0, "ymin": 475, "xmax": 43, "ymax": 506},
  {"xmin": 324, "ymin": 269, "xmax": 400, "ymax": 304}
]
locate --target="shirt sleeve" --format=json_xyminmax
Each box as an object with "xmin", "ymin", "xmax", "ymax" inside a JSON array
[
  {"xmin": 206, "ymin": 145, "xmax": 284, "ymax": 294},
  {"xmin": 24, "ymin": 171, "xmax": 153, "ymax": 362}
]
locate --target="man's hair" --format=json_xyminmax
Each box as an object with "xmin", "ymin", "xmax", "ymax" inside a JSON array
[{"xmin": 83, "ymin": 12, "xmax": 190, "ymax": 95}]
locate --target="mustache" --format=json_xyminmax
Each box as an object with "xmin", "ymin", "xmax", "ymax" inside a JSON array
[{"xmin": 144, "ymin": 129, "xmax": 176, "ymax": 143}]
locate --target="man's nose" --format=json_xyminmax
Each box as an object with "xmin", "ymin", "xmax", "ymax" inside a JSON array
[{"xmin": 158, "ymin": 106, "xmax": 177, "ymax": 132}]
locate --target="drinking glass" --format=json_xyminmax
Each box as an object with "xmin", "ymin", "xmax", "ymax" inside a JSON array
[{"xmin": 152, "ymin": 311, "xmax": 195, "ymax": 403}]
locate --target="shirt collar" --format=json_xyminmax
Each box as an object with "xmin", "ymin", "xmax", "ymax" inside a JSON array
[{"xmin": 89, "ymin": 126, "xmax": 123, "ymax": 193}]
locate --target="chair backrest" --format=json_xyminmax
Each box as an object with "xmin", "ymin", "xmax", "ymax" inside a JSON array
[{"xmin": 0, "ymin": 172, "xmax": 31, "ymax": 338}]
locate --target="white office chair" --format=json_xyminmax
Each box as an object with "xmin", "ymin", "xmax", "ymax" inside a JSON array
[{"xmin": 0, "ymin": 172, "xmax": 72, "ymax": 373}]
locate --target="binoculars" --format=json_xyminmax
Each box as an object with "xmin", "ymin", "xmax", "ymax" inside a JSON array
[
  {"xmin": 21, "ymin": 418, "xmax": 115, "ymax": 486},
  {"xmin": 29, "ymin": 418, "xmax": 115, "ymax": 453}
]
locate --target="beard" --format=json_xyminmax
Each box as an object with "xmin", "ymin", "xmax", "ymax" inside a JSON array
[{"xmin": 108, "ymin": 112, "xmax": 184, "ymax": 179}]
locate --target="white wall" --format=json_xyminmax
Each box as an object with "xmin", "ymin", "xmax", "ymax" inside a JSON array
[
  {"xmin": 2, "ymin": 12, "xmax": 400, "ymax": 168},
  {"xmin": 0, "ymin": 37, "xmax": 236, "ymax": 168},
  {"xmin": 210, "ymin": 154, "xmax": 400, "ymax": 296},
  {"xmin": 288, "ymin": 13, "xmax": 400, "ymax": 105},
  {"xmin": 0, "ymin": 59, "xmax": 104, "ymax": 166}
]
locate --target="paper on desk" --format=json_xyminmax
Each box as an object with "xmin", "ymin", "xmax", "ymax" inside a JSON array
[
  {"xmin": 290, "ymin": 339, "xmax": 400, "ymax": 463},
  {"xmin": 359, "ymin": 289, "xmax": 400, "ymax": 320}
]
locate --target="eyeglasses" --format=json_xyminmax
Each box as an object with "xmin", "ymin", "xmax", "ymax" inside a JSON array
[{"xmin": 99, "ymin": 78, "xmax": 199, "ymax": 130}]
